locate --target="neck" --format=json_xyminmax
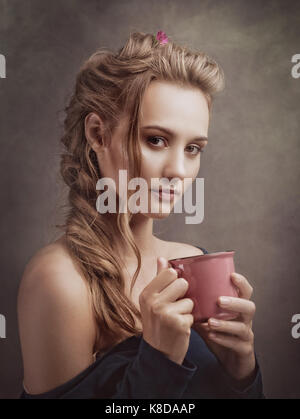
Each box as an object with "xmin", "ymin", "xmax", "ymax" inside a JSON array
[
  {"xmin": 130, "ymin": 213, "xmax": 158, "ymax": 256},
  {"xmin": 114, "ymin": 213, "xmax": 160, "ymax": 260}
]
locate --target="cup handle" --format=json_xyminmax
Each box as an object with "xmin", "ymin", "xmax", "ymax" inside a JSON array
[{"xmin": 174, "ymin": 267, "xmax": 183, "ymax": 277}]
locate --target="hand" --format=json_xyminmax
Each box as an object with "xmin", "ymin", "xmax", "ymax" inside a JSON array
[
  {"xmin": 140, "ymin": 257, "xmax": 194, "ymax": 365},
  {"xmin": 192, "ymin": 272, "xmax": 257, "ymax": 386}
]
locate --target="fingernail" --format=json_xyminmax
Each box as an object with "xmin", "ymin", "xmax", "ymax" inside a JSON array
[{"xmin": 219, "ymin": 296, "xmax": 230, "ymax": 305}]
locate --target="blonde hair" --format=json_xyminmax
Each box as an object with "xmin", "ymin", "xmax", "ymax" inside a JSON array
[{"xmin": 56, "ymin": 31, "xmax": 225, "ymax": 354}]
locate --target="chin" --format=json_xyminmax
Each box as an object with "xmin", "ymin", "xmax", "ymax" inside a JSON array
[
  {"xmin": 130, "ymin": 194, "xmax": 176, "ymax": 219},
  {"xmin": 149, "ymin": 211, "xmax": 172, "ymax": 219},
  {"xmin": 141, "ymin": 206, "xmax": 174, "ymax": 219}
]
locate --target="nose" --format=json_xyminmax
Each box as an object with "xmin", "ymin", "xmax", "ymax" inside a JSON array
[{"xmin": 162, "ymin": 146, "xmax": 187, "ymax": 182}]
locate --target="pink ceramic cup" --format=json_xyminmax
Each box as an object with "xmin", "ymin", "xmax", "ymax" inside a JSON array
[{"xmin": 168, "ymin": 251, "xmax": 239, "ymax": 323}]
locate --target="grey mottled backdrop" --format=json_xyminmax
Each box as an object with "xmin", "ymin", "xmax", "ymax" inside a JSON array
[{"xmin": 0, "ymin": 0, "xmax": 299, "ymax": 398}]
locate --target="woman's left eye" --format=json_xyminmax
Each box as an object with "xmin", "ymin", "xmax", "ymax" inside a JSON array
[
  {"xmin": 146, "ymin": 136, "xmax": 204, "ymax": 155},
  {"xmin": 186, "ymin": 145, "xmax": 204, "ymax": 155}
]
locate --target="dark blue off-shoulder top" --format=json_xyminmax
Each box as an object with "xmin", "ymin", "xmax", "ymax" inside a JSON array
[{"xmin": 19, "ymin": 246, "xmax": 265, "ymax": 399}]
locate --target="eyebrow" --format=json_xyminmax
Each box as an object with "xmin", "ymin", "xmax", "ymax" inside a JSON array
[{"xmin": 141, "ymin": 124, "xmax": 208, "ymax": 143}]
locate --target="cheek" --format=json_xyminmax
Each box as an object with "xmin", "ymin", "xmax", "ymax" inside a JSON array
[
  {"xmin": 182, "ymin": 160, "xmax": 200, "ymax": 191},
  {"xmin": 139, "ymin": 147, "xmax": 161, "ymax": 182},
  {"xmin": 193, "ymin": 158, "xmax": 201, "ymax": 177}
]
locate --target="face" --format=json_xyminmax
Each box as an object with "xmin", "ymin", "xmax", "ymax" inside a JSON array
[{"xmin": 85, "ymin": 80, "xmax": 209, "ymax": 219}]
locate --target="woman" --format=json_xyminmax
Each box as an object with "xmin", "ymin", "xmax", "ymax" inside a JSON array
[{"xmin": 17, "ymin": 31, "xmax": 264, "ymax": 398}]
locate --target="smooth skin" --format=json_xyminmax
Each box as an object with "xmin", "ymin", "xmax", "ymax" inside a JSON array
[
  {"xmin": 140, "ymin": 258, "xmax": 194, "ymax": 365},
  {"xmin": 18, "ymin": 80, "xmax": 257, "ymax": 395}
]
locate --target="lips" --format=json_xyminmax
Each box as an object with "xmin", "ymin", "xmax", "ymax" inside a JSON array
[
  {"xmin": 151, "ymin": 186, "xmax": 179, "ymax": 196},
  {"xmin": 150, "ymin": 187, "xmax": 178, "ymax": 202}
]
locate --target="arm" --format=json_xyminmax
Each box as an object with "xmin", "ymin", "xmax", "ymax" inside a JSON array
[
  {"xmin": 18, "ymin": 251, "xmax": 197, "ymax": 399},
  {"xmin": 17, "ymin": 250, "xmax": 98, "ymax": 396},
  {"xmin": 19, "ymin": 334, "xmax": 197, "ymax": 399},
  {"xmin": 110, "ymin": 337, "xmax": 197, "ymax": 399},
  {"xmin": 216, "ymin": 352, "xmax": 265, "ymax": 399}
]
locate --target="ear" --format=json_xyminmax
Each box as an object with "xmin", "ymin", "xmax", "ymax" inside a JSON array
[{"xmin": 84, "ymin": 112, "xmax": 104, "ymax": 153}]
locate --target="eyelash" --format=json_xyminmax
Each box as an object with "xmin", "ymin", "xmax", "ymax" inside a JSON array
[{"xmin": 146, "ymin": 136, "xmax": 205, "ymax": 155}]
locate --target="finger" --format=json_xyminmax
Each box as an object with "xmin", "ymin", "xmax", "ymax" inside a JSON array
[
  {"xmin": 156, "ymin": 256, "xmax": 169, "ymax": 275},
  {"xmin": 201, "ymin": 321, "xmax": 209, "ymax": 328},
  {"xmin": 208, "ymin": 318, "xmax": 254, "ymax": 342},
  {"xmin": 218, "ymin": 296, "xmax": 256, "ymax": 322},
  {"xmin": 208, "ymin": 331, "xmax": 254, "ymax": 356},
  {"xmin": 194, "ymin": 321, "xmax": 209, "ymax": 332},
  {"xmin": 169, "ymin": 298, "xmax": 194, "ymax": 314},
  {"xmin": 231, "ymin": 273, "xmax": 253, "ymax": 300},
  {"xmin": 158, "ymin": 277, "xmax": 189, "ymax": 302},
  {"xmin": 146, "ymin": 264, "xmax": 178, "ymax": 294},
  {"xmin": 184, "ymin": 313, "xmax": 195, "ymax": 328}
]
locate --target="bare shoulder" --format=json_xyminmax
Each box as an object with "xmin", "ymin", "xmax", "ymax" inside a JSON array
[
  {"xmin": 18, "ymin": 236, "xmax": 91, "ymax": 308},
  {"xmin": 20, "ymin": 235, "xmax": 80, "ymax": 285},
  {"xmin": 158, "ymin": 239, "xmax": 205, "ymax": 260},
  {"xmin": 17, "ymin": 235, "xmax": 97, "ymax": 395}
]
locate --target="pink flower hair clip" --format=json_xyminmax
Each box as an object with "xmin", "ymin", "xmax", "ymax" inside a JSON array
[{"xmin": 154, "ymin": 30, "xmax": 169, "ymax": 46}]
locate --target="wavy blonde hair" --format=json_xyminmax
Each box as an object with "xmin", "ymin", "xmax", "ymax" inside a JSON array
[{"xmin": 56, "ymin": 31, "xmax": 225, "ymax": 355}]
